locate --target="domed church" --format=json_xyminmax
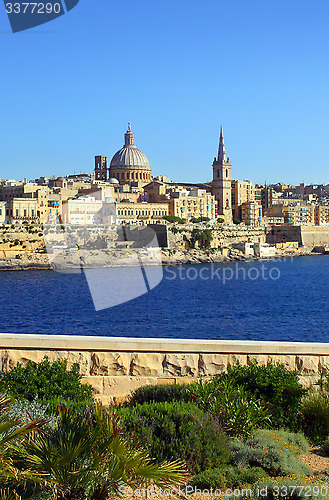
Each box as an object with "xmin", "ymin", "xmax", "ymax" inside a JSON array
[{"xmin": 109, "ymin": 123, "xmax": 152, "ymax": 185}]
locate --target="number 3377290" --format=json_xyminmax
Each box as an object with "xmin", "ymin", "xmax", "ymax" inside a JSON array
[{"xmin": 5, "ymin": 3, "xmax": 62, "ymax": 14}]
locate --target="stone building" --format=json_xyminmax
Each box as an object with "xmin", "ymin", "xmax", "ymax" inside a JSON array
[
  {"xmin": 211, "ymin": 127, "xmax": 232, "ymax": 223},
  {"xmin": 0, "ymin": 201, "xmax": 5, "ymax": 224},
  {"xmin": 240, "ymin": 201, "xmax": 262, "ymax": 226},
  {"xmin": 115, "ymin": 202, "xmax": 168, "ymax": 225},
  {"xmin": 315, "ymin": 205, "xmax": 329, "ymax": 226},
  {"xmin": 5, "ymin": 198, "xmax": 38, "ymax": 224},
  {"xmin": 109, "ymin": 123, "xmax": 152, "ymax": 186},
  {"xmin": 231, "ymin": 180, "xmax": 255, "ymax": 221},
  {"xmin": 168, "ymin": 188, "xmax": 216, "ymax": 221},
  {"xmin": 61, "ymin": 196, "xmax": 103, "ymax": 225}
]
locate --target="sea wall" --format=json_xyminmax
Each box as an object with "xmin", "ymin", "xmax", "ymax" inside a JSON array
[
  {"xmin": 266, "ymin": 225, "xmax": 329, "ymax": 248},
  {"xmin": 0, "ymin": 334, "xmax": 328, "ymax": 404}
]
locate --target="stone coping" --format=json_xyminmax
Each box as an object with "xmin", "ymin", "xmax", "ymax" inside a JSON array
[{"xmin": 0, "ymin": 333, "xmax": 329, "ymax": 355}]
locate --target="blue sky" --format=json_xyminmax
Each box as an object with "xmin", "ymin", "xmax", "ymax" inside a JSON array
[{"xmin": 0, "ymin": 0, "xmax": 329, "ymax": 185}]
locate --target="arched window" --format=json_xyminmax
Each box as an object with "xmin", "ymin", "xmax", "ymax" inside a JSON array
[
  {"xmin": 217, "ymin": 169, "xmax": 220, "ymax": 178},
  {"xmin": 226, "ymin": 169, "xmax": 228, "ymax": 178}
]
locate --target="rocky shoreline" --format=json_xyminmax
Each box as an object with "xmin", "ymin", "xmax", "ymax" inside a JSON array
[{"xmin": 0, "ymin": 247, "xmax": 318, "ymax": 271}]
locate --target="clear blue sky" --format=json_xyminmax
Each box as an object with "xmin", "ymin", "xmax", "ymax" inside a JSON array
[{"xmin": 1, "ymin": 0, "xmax": 328, "ymax": 185}]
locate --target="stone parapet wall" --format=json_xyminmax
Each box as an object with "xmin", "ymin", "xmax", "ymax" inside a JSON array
[{"xmin": 0, "ymin": 334, "xmax": 328, "ymax": 404}]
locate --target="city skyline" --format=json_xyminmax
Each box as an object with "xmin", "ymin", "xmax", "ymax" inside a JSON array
[{"xmin": 1, "ymin": 0, "xmax": 329, "ymax": 184}]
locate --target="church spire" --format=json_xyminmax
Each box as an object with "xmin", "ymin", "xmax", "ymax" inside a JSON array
[{"xmin": 217, "ymin": 126, "xmax": 227, "ymax": 163}]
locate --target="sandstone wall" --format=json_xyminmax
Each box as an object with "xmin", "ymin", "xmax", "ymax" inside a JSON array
[
  {"xmin": 0, "ymin": 334, "xmax": 328, "ymax": 404},
  {"xmin": 168, "ymin": 225, "xmax": 266, "ymax": 250}
]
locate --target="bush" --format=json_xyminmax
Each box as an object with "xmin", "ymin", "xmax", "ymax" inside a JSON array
[
  {"xmin": 189, "ymin": 377, "xmax": 271, "ymax": 437},
  {"xmin": 230, "ymin": 429, "xmax": 312, "ymax": 477},
  {"xmin": 302, "ymin": 391, "xmax": 329, "ymax": 444},
  {"xmin": 223, "ymin": 476, "xmax": 329, "ymax": 500},
  {"xmin": 191, "ymin": 466, "xmax": 268, "ymax": 490},
  {"xmin": 0, "ymin": 356, "xmax": 94, "ymax": 409},
  {"xmin": 190, "ymin": 228, "xmax": 213, "ymax": 249},
  {"xmin": 163, "ymin": 215, "xmax": 186, "ymax": 224},
  {"xmin": 126, "ymin": 383, "xmax": 190, "ymax": 406},
  {"xmin": 190, "ymin": 217, "xmax": 210, "ymax": 223},
  {"xmin": 118, "ymin": 401, "xmax": 231, "ymax": 473},
  {"xmin": 224, "ymin": 361, "xmax": 306, "ymax": 431},
  {"xmin": 321, "ymin": 436, "xmax": 329, "ymax": 456}
]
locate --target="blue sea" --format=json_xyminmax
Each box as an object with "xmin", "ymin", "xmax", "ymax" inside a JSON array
[{"xmin": 0, "ymin": 255, "xmax": 328, "ymax": 342}]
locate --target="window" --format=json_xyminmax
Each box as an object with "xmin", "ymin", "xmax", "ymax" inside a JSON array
[{"xmin": 24, "ymin": 209, "xmax": 27, "ymax": 217}]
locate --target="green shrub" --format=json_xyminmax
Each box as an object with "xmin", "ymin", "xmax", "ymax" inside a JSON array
[
  {"xmin": 302, "ymin": 391, "xmax": 329, "ymax": 444},
  {"xmin": 321, "ymin": 436, "xmax": 329, "ymax": 456},
  {"xmin": 118, "ymin": 401, "xmax": 231, "ymax": 473},
  {"xmin": 224, "ymin": 361, "xmax": 306, "ymax": 431},
  {"xmin": 191, "ymin": 466, "xmax": 268, "ymax": 490},
  {"xmin": 189, "ymin": 377, "xmax": 271, "ymax": 437},
  {"xmin": 0, "ymin": 356, "xmax": 94, "ymax": 409},
  {"xmin": 126, "ymin": 383, "xmax": 190, "ymax": 406},
  {"xmin": 230, "ymin": 429, "xmax": 312, "ymax": 477},
  {"xmin": 163, "ymin": 215, "xmax": 186, "ymax": 224},
  {"xmin": 190, "ymin": 228, "xmax": 213, "ymax": 249},
  {"xmin": 223, "ymin": 476, "xmax": 329, "ymax": 500},
  {"xmin": 191, "ymin": 217, "xmax": 210, "ymax": 223}
]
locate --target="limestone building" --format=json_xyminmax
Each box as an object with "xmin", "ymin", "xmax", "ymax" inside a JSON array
[
  {"xmin": 109, "ymin": 123, "xmax": 152, "ymax": 186},
  {"xmin": 211, "ymin": 127, "xmax": 232, "ymax": 222},
  {"xmin": 231, "ymin": 180, "xmax": 255, "ymax": 221}
]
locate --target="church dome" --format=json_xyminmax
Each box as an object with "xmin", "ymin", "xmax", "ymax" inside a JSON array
[
  {"xmin": 108, "ymin": 177, "xmax": 119, "ymax": 184},
  {"xmin": 110, "ymin": 123, "xmax": 150, "ymax": 171}
]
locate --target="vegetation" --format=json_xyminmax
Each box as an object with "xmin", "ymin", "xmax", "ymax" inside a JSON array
[
  {"xmin": 224, "ymin": 476, "xmax": 329, "ymax": 500},
  {"xmin": 230, "ymin": 429, "xmax": 311, "ymax": 477},
  {"xmin": 189, "ymin": 377, "xmax": 271, "ymax": 437},
  {"xmin": 191, "ymin": 466, "xmax": 269, "ymax": 490},
  {"xmin": 302, "ymin": 391, "xmax": 329, "ymax": 443},
  {"xmin": 0, "ymin": 357, "xmax": 94, "ymax": 410},
  {"xmin": 21, "ymin": 404, "xmax": 187, "ymax": 500},
  {"xmin": 223, "ymin": 361, "xmax": 306, "ymax": 430},
  {"xmin": 190, "ymin": 228, "xmax": 213, "ymax": 249},
  {"xmin": 3, "ymin": 356, "xmax": 329, "ymax": 497},
  {"xmin": 163, "ymin": 215, "xmax": 186, "ymax": 224},
  {"xmin": 233, "ymin": 218, "xmax": 241, "ymax": 224},
  {"xmin": 126, "ymin": 383, "xmax": 190, "ymax": 406},
  {"xmin": 118, "ymin": 401, "xmax": 231, "ymax": 473},
  {"xmin": 190, "ymin": 216, "xmax": 210, "ymax": 223}
]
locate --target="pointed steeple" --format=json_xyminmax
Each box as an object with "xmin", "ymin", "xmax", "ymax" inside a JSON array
[
  {"xmin": 124, "ymin": 122, "xmax": 135, "ymax": 147},
  {"xmin": 217, "ymin": 126, "xmax": 227, "ymax": 163}
]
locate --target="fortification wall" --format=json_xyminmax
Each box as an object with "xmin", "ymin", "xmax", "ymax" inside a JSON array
[
  {"xmin": 0, "ymin": 334, "xmax": 328, "ymax": 404},
  {"xmin": 266, "ymin": 225, "xmax": 329, "ymax": 248},
  {"xmin": 300, "ymin": 226, "xmax": 329, "ymax": 247},
  {"xmin": 168, "ymin": 225, "xmax": 266, "ymax": 250}
]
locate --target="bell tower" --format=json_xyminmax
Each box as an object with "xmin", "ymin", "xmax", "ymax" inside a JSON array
[{"xmin": 211, "ymin": 126, "xmax": 232, "ymax": 222}]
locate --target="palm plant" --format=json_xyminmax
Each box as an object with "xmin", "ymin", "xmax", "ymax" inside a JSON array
[
  {"xmin": 0, "ymin": 394, "xmax": 46, "ymax": 497},
  {"xmin": 22, "ymin": 404, "xmax": 187, "ymax": 500}
]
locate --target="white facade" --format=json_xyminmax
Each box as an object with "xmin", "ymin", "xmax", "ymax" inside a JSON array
[{"xmin": 61, "ymin": 196, "xmax": 103, "ymax": 225}]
